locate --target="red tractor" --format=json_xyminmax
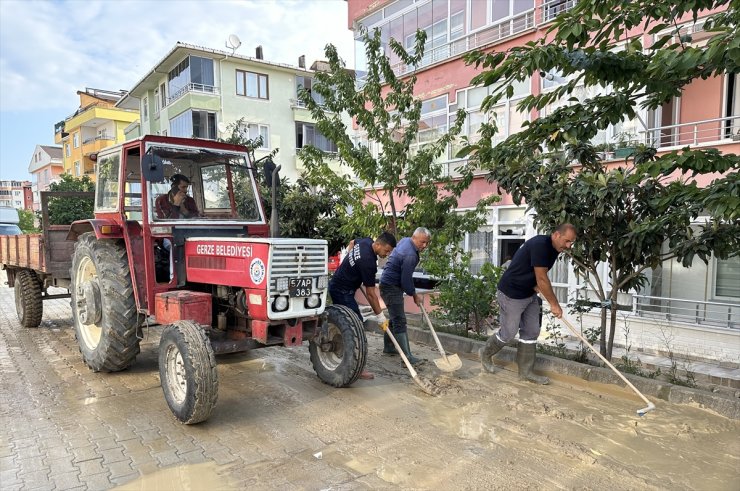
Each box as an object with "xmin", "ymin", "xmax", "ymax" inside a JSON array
[{"xmin": 6, "ymin": 135, "xmax": 366, "ymax": 424}]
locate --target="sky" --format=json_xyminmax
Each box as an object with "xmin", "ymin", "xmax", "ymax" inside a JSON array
[{"xmin": 0, "ymin": 0, "xmax": 356, "ymax": 182}]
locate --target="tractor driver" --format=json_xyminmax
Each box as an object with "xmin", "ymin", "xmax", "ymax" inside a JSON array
[{"xmin": 155, "ymin": 174, "xmax": 200, "ymax": 219}]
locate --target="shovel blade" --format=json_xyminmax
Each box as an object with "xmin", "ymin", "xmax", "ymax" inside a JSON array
[{"xmin": 433, "ymin": 354, "xmax": 462, "ymax": 372}]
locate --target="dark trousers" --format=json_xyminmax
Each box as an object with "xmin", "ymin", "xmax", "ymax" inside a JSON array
[
  {"xmin": 328, "ymin": 284, "xmax": 362, "ymax": 320},
  {"xmin": 379, "ymin": 284, "xmax": 406, "ymax": 335}
]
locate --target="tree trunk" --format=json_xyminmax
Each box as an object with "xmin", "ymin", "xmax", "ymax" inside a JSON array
[
  {"xmin": 607, "ymin": 302, "xmax": 618, "ymax": 360},
  {"xmin": 599, "ymin": 308, "xmax": 608, "ymax": 357}
]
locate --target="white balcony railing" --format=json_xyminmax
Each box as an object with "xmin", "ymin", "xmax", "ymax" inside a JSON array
[
  {"xmin": 639, "ymin": 115, "xmax": 740, "ymax": 148},
  {"xmin": 633, "ymin": 294, "xmax": 740, "ymax": 330},
  {"xmin": 167, "ymin": 83, "xmax": 219, "ymax": 105},
  {"xmin": 387, "ymin": 10, "xmax": 536, "ymax": 78},
  {"xmin": 541, "ymin": 0, "xmax": 578, "ymax": 23}
]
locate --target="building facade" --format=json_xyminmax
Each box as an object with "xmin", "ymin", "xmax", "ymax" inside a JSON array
[
  {"xmin": 54, "ymin": 88, "xmax": 139, "ymax": 179},
  {"xmin": 117, "ymin": 42, "xmax": 352, "ymax": 183},
  {"xmin": 347, "ymin": 0, "xmax": 739, "ymax": 364},
  {"xmin": 27, "ymin": 144, "xmax": 64, "ymax": 211},
  {"xmin": 0, "ymin": 180, "xmax": 32, "ymax": 210}
]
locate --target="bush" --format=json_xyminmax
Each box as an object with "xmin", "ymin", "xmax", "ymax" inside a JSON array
[
  {"xmin": 431, "ymin": 257, "xmax": 502, "ymax": 336},
  {"xmin": 47, "ymin": 174, "xmax": 95, "ymax": 225}
]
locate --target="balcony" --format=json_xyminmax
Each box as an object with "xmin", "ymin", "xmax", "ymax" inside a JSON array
[
  {"xmin": 387, "ymin": 10, "xmax": 536, "ymax": 78},
  {"xmin": 639, "ymin": 115, "xmax": 740, "ymax": 149},
  {"xmin": 82, "ymin": 135, "xmax": 116, "ymax": 156},
  {"xmin": 167, "ymin": 83, "xmax": 220, "ymax": 106}
]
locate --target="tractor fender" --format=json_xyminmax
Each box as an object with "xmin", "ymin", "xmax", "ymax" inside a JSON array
[{"xmin": 67, "ymin": 219, "xmax": 124, "ymax": 241}]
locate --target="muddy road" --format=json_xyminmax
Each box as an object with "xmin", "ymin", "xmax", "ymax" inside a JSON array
[{"xmin": 1, "ymin": 286, "xmax": 738, "ymax": 490}]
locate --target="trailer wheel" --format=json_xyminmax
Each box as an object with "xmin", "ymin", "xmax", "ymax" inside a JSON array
[
  {"xmin": 14, "ymin": 269, "xmax": 43, "ymax": 328},
  {"xmin": 159, "ymin": 321, "xmax": 219, "ymax": 424},
  {"xmin": 309, "ymin": 304, "xmax": 367, "ymax": 387},
  {"xmin": 70, "ymin": 232, "xmax": 141, "ymax": 372}
]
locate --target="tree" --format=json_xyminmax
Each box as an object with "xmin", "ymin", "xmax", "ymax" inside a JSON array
[
  {"xmin": 219, "ymin": 119, "xmax": 350, "ymax": 252},
  {"xmin": 46, "ymin": 174, "xmax": 95, "ymax": 225},
  {"xmin": 463, "ymin": 1, "xmax": 738, "ymax": 358},
  {"xmin": 17, "ymin": 209, "xmax": 38, "ymax": 233},
  {"xmin": 299, "ymin": 28, "xmax": 497, "ymax": 271}
]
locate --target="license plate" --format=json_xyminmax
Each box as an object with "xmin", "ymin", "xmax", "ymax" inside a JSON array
[{"xmin": 289, "ymin": 277, "xmax": 313, "ymax": 297}]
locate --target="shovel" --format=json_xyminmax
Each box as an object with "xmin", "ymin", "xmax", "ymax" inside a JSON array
[
  {"xmin": 560, "ymin": 317, "xmax": 655, "ymax": 416},
  {"xmin": 380, "ymin": 321, "xmax": 439, "ymax": 396},
  {"xmin": 420, "ymin": 304, "xmax": 462, "ymax": 372}
]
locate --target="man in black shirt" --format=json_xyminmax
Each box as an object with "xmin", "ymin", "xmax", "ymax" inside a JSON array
[
  {"xmin": 329, "ymin": 232, "xmax": 397, "ymax": 379},
  {"xmin": 480, "ymin": 224, "xmax": 577, "ymax": 384}
]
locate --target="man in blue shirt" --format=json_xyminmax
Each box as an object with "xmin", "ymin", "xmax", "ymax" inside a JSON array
[
  {"xmin": 480, "ymin": 224, "xmax": 577, "ymax": 384},
  {"xmin": 329, "ymin": 232, "xmax": 397, "ymax": 379},
  {"xmin": 379, "ymin": 227, "xmax": 431, "ymax": 365}
]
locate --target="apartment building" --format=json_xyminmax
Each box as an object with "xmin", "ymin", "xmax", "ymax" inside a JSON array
[
  {"xmin": 0, "ymin": 180, "xmax": 32, "ymax": 210},
  {"xmin": 347, "ymin": 0, "xmax": 739, "ymax": 363},
  {"xmin": 27, "ymin": 145, "xmax": 64, "ymax": 211},
  {"xmin": 53, "ymin": 88, "xmax": 139, "ymax": 179},
  {"xmin": 117, "ymin": 42, "xmax": 352, "ymax": 183}
]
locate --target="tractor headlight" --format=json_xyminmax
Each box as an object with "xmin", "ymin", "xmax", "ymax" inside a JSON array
[
  {"xmin": 305, "ymin": 294, "xmax": 321, "ymax": 309},
  {"xmin": 276, "ymin": 277, "xmax": 289, "ymax": 291},
  {"xmin": 317, "ymin": 275, "xmax": 328, "ymax": 289},
  {"xmin": 273, "ymin": 295, "xmax": 289, "ymax": 312}
]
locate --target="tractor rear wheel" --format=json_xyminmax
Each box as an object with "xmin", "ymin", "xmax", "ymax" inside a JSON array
[
  {"xmin": 14, "ymin": 269, "xmax": 43, "ymax": 328},
  {"xmin": 309, "ymin": 304, "xmax": 367, "ymax": 387},
  {"xmin": 70, "ymin": 233, "xmax": 141, "ymax": 372},
  {"xmin": 159, "ymin": 321, "xmax": 219, "ymax": 424}
]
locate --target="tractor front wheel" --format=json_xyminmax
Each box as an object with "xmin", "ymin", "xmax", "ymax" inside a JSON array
[
  {"xmin": 309, "ymin": 304, "xmax": 367, "ymax": 387},
  {"xmin": 159, "ymin": 321, "xmax": 219, "ymax": 424}
]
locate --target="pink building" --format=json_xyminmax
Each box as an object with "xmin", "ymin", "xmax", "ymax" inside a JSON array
[
  {"xmin": 28, "ymin": 145, "xmax": 64, "ymax": 211},
  {"xmin": 346, "ymin": 0, "xmax": 739, "ymax": 363}
]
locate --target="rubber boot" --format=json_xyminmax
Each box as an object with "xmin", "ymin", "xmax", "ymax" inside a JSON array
[
  {"xmin": 479, "ymin": 334, "xmax": 507, "ymax": 373},
  {"xmin": 383, "ymin": 332, "xmax": 398, "ymax": 355},
  {"xmin": 395, "ymin": 331, "xmax": 424, "ymax": 366},
  {"xmin": 516, "ymin": 342, "xmax": 550, "ymax": 385}
]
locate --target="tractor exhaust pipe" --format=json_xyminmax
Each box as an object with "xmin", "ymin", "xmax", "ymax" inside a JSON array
[{"xmin": 270, "ymin": 164, "xmax": 281, "ymax": 238}]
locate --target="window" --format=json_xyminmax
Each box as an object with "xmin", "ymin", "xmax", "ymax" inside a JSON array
[
  {"xmin": 296, "ymin": 122, "xmax": 337, "ymax": 153},
  {"xmin": 715, "ymin": 256, "xmax": 740, "ymax": 298},
  {"xmin": 95, "ymin": 153, "xmax": 121, "ymax": 211},
  {"xmin": 73, "ymin": 133, "xmax": 79, "ymax": 148},
  {"xmin": 240, "ymin": 123, "xmax": 270, "ymax": 149},
  {"xmin": 65, "ymin": 144, "xmax": 70, "ymax": 157},
  {"xmin": 295, "ymin": 76, "xmax": 325, "ymax": 106},
  {"xmin": 160, "ymin": 82, "xmax": 167, "ymax": 108},
  {"xmin": 154, "ymin": 88, "xmax": 160, "ymax": 114},
  {"xmin": 74, "ymin": 161, "xmax": 81, "ymax": 176},
  {"xmin": 142, "ymin": 97, "xmax": 148, "ymax": 122},
  {"xmin": 169, "ymin": 109, "xmax": 217, "ymax": 139},
  {"xmin": 236, "ymin": 70, "xmax": 269, "ymax": 99}
]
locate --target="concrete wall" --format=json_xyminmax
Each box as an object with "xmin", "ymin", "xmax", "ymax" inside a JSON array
[{"xmin": 563, "ymin": 311, "xmax": 740, "ymax": 366}]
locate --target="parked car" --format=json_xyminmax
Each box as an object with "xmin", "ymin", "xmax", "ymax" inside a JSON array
[{"xmin": 0, "ymin": 206, "xmax": 21, "ymax": 235}]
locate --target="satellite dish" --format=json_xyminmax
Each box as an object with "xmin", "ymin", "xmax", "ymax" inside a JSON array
[
  {"xmin": 226, "ymin": 34, "xmax": 241, "ymax": 53},
  {"xmin": 217, "ymin": 121, "xmax": 228, "ymax": 133}
]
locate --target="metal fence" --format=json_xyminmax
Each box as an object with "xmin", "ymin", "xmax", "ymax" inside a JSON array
[{"xmin": 633, "ymin": 294, "xmax": 740, "ymax": 330}]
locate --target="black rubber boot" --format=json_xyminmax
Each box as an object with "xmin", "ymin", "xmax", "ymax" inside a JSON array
[
  {"xmin": 383, "ymin": 332, "xmax": 398, "ymax": 355},
  {"xmin": 516, "ymin": 342, "xmax": 550, "ymax": 385},
  {"xmin": 395, "ymin": 332, "xmax": 424, "ymax": 366},
  {"xmin": 479, "ymin": 334, "xmax": 507, "ymax": 373}
]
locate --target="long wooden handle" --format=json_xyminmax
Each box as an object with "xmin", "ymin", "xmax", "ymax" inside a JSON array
[
  {"xmin": 420, "ymin": 304, "xmax": 450, "ymax": 363},
  {"xmin": 560, "ymin": 317, "xmax": 655, "ymax": 415},
  {"xmin": 381, "ymin": 321, "xmax": 418, "ymax": 378}
]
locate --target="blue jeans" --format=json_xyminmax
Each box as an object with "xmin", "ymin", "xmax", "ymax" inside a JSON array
[
  {"xmin": 379, "ymin": 284, "xmax": 406, "ymax": 335},
  {"xmin": 496, "ymin": 290, "xmax": 541, "ymax": 343},
  {"xmin": 328, "ymin": 284, "xmax": 362, "ymax": 320}
]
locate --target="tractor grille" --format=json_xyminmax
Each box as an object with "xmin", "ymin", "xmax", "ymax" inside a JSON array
[{"xmin": 268, "ymin": 243, "xmax": 327, "ymax": 294}]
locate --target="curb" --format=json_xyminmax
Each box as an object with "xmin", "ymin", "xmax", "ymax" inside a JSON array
[{"xmin": 365, "ymin": 320, "xmax": 740, "ymax": 420}]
